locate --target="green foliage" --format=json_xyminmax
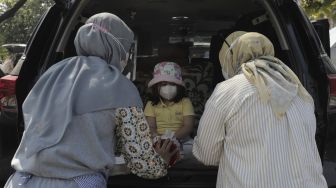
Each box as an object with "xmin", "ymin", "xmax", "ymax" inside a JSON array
[
  {"xmin": 0, "ymin": 0, "xmax": 53, "ymax": 60},
  {"xmin": 0, "ymin": 0, "xmax": 54, "ymax": 43},
  {"xmin": 0, "ymin": 34, "xmax": 7, "ymax": 60},
  {"xmin": 301, "ymin": 0, "xmax": 336, "ymax": 28}
]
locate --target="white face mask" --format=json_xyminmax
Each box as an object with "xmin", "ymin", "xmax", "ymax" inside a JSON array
[
  {"xmin": 221, "ymin": 43, "xmax": 234, "ymax": 80},
  {"xmin": 120, "ymin": 52, "xmax": 129, "ymax": 72},
  {"xmin": 159, "ymin": 85, "xmax": 177, "ymax": 100}
]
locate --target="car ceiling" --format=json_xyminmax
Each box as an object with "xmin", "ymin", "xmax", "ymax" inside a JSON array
[
  {"xmin": 78, "ymin": 0, "xmax": 264, "ymax": 53},
  {"xmin": 82, "ymin": 0, "xmax": 262, "ymax": 33}
]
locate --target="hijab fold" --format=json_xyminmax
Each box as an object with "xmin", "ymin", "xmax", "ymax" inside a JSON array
[{"xmin": 219, "ymin": 32, "xmax": 313, "ymax": 118}]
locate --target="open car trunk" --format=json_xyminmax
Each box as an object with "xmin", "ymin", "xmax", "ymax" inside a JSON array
[{"xmin": 10, "ymin": 0, "xmax": 335, "ymax": 187}]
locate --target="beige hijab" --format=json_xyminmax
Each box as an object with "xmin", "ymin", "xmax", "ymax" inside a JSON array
[{"xmin": 219, "ymin": 32, "xmax": 313, "ymax": 118}]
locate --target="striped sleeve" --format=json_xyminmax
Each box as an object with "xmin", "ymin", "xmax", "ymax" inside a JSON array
[{"xmin": 192, "ymin": 102, "xmax": 225, "ymax": 166}]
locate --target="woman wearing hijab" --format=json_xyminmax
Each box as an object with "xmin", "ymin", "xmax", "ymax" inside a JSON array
[
  {"xmin": 192, "ymin": 32, "xmax": 328, "ymax": 188},
  {"xmin": 4, "ymin": 13, "xmax": 176, "ymax": 188}
]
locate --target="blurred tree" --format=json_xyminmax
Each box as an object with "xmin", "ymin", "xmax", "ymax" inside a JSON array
[
  {"xmin": 0, "ymin": 0, "xmax": 27, "ymax": 24},
  {"xmin": 0, "ymin": 0, "xmax": 53, "ymax": 43},
  {"xmin": 301, "ymin": 0, "xmax": 336, "ymax": 28},
  {"xmin": 0, "ymin": 0, "xmax": 53, "ymax": 60}
]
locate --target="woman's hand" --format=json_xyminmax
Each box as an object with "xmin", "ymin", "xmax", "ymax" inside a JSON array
[{"xmin": 154, "ymin": 138, "xmax": 178, "ymax": 164}]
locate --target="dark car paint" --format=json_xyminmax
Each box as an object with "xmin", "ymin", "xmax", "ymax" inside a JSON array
[{"xmin": 276, "ymin": 1, "xmax": 332, "ymax": 159}]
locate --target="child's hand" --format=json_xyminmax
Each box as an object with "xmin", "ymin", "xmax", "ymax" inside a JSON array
[
  {"xmin": 151, "ymin": 133, "xmax": 160, "ymax": 139},
  {"xmin": 154, "ymin": 138, "xmax": 179, "ymax": 165}
]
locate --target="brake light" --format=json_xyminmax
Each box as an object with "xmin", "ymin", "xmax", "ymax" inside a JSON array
[
  {"xmin": 0, "ymin": 75, "xmax": 17, "ymax": 99},
  {"xmin": 0, "ymin": 75, "xmax": 18, "ymax": 113},
  {"xmin": 328, "ymin": 74, "xmax": 336, "ymax": 108}
]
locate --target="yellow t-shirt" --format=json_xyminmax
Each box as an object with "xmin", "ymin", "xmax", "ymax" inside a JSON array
[{"xmin": 144, "ymin": 98, "xmax": 195, "ymax": 135}]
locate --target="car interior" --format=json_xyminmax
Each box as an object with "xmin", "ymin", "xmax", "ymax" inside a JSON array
[
  {"xmin": 51, "ymin": 0, "xmax": 292, "ymax": 169},
  {"xmin": 35, "ymin": 0, "xmax": 297, "ymax": 182},
  {"xmin": 55, "ymin": 0, "xmax": 292, "ymax": 131},
  {"xmin": 14, "ymin": 0, "xmax": 329, "ymax": 187}
]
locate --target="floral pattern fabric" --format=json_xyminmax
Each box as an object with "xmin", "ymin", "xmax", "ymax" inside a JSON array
[
  {"xmin": 115, "ymin": 107, "xmax": 168, "ymax": 179},
  {"xmin": 148, "ymin": 61, "xmax": 185, "ymax": 87}
]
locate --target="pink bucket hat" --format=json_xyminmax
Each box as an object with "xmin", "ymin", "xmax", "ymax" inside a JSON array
[{"xmin": 148, "ymin": 62, "xmax": 185, "ymax": 87}]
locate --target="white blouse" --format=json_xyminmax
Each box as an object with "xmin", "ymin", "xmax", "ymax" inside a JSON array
[{"xmin": 193, "ymin": 74, "xmax": 328, "ymax": 188}]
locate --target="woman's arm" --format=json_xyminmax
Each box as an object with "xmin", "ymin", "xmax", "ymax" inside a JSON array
[
  {"xmin": 174, "ymin": 98, "xmax": 195, "ymax": 139},
  {"xmin": 115, "ymin": 107, "xmax": 177, "ymax": 179},
  {"xmin": 174, "ymin": 115, "xmax": 194, "ymax": 139},
  {"xmin": 144, "ymin": 101, "xmax": 159, "ymax": 138},
  {"xmin": 146, "ymin": 116, "xmax": 159, "ymax": 138},
  {"xmin": 192, "ymin": 104, "xmax": 225, "ymax": 166}
]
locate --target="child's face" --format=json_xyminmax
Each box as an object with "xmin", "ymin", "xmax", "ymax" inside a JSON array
[{"xmin": 158, "ymin": 82, "xmax": 177, "ymax": 101}]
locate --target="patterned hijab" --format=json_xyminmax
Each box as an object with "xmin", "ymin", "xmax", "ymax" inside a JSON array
[
  {"xmin": 19, "ymin": 13, "xmax": 142, "ymax": 158},
  {"xmin": 219, "ymin": 32, "xmax": 313, "ymax": 117}
]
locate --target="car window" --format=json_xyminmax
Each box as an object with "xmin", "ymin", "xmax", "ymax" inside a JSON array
[
  {"xmin": 0, "ymin": 44, "xmax": 25, "ymax": 74},
  {"xmin": 331, "ymin": 28, "xmax": 336, "ymax": 68},
  {"xmin": 300, "ymin": 1, "xmax": 336, "ymax": 71},
  {"xmin": 0, "ymin": 0, "xmax": 53, "ymax": 74}
]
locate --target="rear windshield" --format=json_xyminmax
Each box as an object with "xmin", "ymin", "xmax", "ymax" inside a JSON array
[
  {"xmin": 63, "ymin": 0, "xmax": 286, "ymax": 172},
  {"xmin": 54, "ymin": 0, "xmax": 297, "ymax": 185}
]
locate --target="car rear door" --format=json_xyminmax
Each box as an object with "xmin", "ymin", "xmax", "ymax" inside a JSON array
[
  {"xmin": 15, "ymin": 0, "xmax": 77, "ymax": 134},
  {"xmin": 272, "ymin": 0, "xmax": 336, "ymax": 173},
  {"xmin": 0, "ymin": 0, "xmax": 76, "ymax": 184}
]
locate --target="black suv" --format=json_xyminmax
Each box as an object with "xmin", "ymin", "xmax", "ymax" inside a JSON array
[{"xmin": 1, "ymin": 0, "xmax": 335, "ymax": 187}]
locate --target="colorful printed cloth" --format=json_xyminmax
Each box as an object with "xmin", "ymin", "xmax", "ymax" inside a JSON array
[{"xmin": 115, "ymin": 107, "xmax": 168, "ymax": 179}]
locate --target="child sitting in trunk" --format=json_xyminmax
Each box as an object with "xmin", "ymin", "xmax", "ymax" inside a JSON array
[{"xmin": 144, "ymin": 62, "xmax": 195, "ymax": 161}]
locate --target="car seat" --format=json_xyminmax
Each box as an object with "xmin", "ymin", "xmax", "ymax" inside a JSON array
[
  {"xmin": 134, "ymin": 43, "xmax": 214, "ymax": 137},
  {"xmin": 209, "ymin": 10, "xmax": 289, "ymax": 86}
]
